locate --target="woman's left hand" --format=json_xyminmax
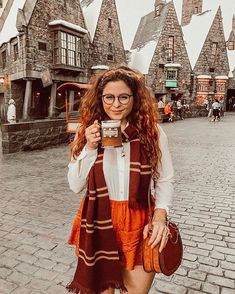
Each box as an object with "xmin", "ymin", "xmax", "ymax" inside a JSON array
[{"xmin": 143, "ymin": 220, "xmax": 170, "ymax": 253}]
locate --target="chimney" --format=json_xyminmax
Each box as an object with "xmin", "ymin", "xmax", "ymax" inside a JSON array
[
  {"xmin": 181, "ymin": 0, "xmax": 203, "ymax": 26},
  {"xmin": 154, "ymin": 0, "xmax": 165, "ymax": 17}
]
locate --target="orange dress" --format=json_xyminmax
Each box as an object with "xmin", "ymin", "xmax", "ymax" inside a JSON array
[
  {"xmin": 164, "ymin": 104, "xmax": 172, "ymax": 115},
  {"xmin": 68, "ymin": 198, "xmax": 149, "ymax": 271}
]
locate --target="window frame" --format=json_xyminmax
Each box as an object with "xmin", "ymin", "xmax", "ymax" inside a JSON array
[
  {"xmin": 1, "ymin": 50, "xmax": 7, "ymax": 69},
  {"xmin": 52, "ymin": 30, "xmax": 83, "ymax": 68},
  {"xmin": 13, "ymin": 43, "xmax": 19, "ymax": 61},
  {"xmin": 228, "ymin": 41, "xmax": 234, "ymax": 50},
  {"xmin": 166, "ymin": 69, "xmax": 178, "ymax": 80},
  {"xmin": 167, "ymin": 36, "xmax": 174, "ymax": 62}
]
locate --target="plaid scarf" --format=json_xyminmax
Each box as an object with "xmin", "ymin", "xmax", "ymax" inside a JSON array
[{"xmin": 66, "ymin": 124, "xmax": 152, "ymax": 294}]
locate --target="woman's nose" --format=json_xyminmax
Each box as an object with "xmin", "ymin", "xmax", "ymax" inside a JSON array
[{"xmin": 112, "ymin": 97, "xmax": 121, "ymax": 107}]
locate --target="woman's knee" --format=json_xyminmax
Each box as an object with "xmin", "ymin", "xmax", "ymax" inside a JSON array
[{"xmin": 122, "ymin": 266, "xmax": 155, "ymax": 294}]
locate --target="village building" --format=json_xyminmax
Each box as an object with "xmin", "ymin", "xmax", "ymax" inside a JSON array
[
  {"xmin": 81, "ymin": 0, "xmax": 126, "ymax": 74},
  {"xmin": 128, "ymin": 0, "xmax": 192, "ymax": 104},
  {"xmin": 181, "ymin": 0, "xmax": 234, "ymax": 108}
]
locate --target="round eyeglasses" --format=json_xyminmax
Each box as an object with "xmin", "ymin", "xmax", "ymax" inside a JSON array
[{"xmin": 102, "ymin": 94, "xmax": 133, "ymax": 105}]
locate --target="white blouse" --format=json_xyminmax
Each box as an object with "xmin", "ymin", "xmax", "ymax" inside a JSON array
[{"xmin": 68, "ymin": 124, "xmax": 174, "ymax": 214}]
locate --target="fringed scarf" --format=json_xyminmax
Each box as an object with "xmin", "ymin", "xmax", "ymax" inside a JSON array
[{"xmin": 66, "ymin": 124, "xmax": 152, "ymax": 294}]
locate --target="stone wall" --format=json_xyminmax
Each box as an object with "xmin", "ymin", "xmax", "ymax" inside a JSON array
[
  {"xmin": 147, "ymin": 3, "xmax": 192, "ymax": 96},
  {"xmin": 1, "ymin": 119, "xmax": 70, "ymax": 154}
]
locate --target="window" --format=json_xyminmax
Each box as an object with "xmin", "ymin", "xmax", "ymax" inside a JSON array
[
  {"xmin": 108, "ymin": 43, "xmax": 113, "ymax": 52},
  {"xmin": 211, "ymin": 42, "xmax": 218, "ymax": 58},
  {"xmin": 216, "ymin": 82, "xmax": 226, "ymax": 92},
  {"xmin": 155, "ymin": 6, "xmax": 160, "ymax": 17},
  {"xmin": 194, "ymin": 7, "xmax": 199, "ymax": 14},
  {"xmin": 38, "ymin": 42, "xmax": 47, "ymax": 51},
  {"xmin": 108, "ymin": 18, "xmax": 112, "ymax": 28},
  {"xmin": 228, "ymin": 41, "xmax": 234, "ymax": 50},
  {"xmin": 13, "ymin": 44, "xmax": 19, "ymax": 61},
  {"xmin": 167, "ymin": 70, "xmax": 177, "ymax": 80},
  {"xmin": 167, "ymin": 36, "xmax": 174, "ymax": 62},
  {"xmin": 53, "ymin": 31, "xmax": 82, "ymax": 67},
  {"xmin": 2, "ymin": 50, "xmax": 6, "ymax": 68},
  {"xmin": 197, "ymin": 82, "xmax": 209, "ymax": 92},
  {"xmin": 107, "ymin": 54, "xmax": 114, "ymax": 61}
]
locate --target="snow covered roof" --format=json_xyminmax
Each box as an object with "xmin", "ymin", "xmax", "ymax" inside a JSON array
[
  {"xmin": 128, "ymin": 40, "xmax": 158, "ymax": 74},
  {"xmin": 0, "ymin": 0, "xmax": 27, "ymax": 46},
  {"xmin": 91, "ymin": 64, "xmax": 109, "ymax": 69},
  {"xmin": 227, "ymin": 50, "xmax": 235, "ymax": 77},
  {"xmin": 49, "ymin": 20, "xmax": 88, "ymax": 34},
  {"xmin": 128, "ymin": 2, "xmax": 170, "ymax": 74}
]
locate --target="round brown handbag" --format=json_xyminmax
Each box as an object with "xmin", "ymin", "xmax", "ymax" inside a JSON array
[
  {"xmin": 142, "ymin": 221, "xmax": 183, "ymax": 276},
  {"xmin": 142, "ymin": 182, "xmax": 183, "ymax": 276}
]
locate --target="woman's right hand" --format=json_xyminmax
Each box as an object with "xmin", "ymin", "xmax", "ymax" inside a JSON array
[{"xmin": 85, "ymin": 120, "xmax": 101, "ymax": 150}]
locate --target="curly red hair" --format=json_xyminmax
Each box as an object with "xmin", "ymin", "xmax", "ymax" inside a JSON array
[{"xmin": 70, "ymin": 67, "xmax": 161, "ymax": 179}]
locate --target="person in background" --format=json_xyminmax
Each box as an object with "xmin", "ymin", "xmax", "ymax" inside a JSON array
[
  {"xmin": 158, "ymin": 97, "xmax": 165, "ymax": 109},
  {"xmin": 66, "ymin": 67, "xmax": 174, "ymax": 294},
  {"xmin": 164, "ymin": 101, "xmax": 174, "ymax": 122},
  {"xmin": 176, "ymin": 99, "xmax": 184, "ymax": 120},
  {"xmin": 7, "ymin": 99, "xmax": 16, "ymax": 124},
  {"xmin": 211, "ymin": 99, "xmax": 221, "ymax": 122},
  {"xmin": 207, "ymin": 98, "xmax": 213, "ymax": 118}
]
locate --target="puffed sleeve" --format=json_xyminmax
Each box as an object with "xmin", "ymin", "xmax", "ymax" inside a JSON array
[
  {"xmin": 151, "ymin": 124, "xmax": 174, "ymax": 215},
  {"xmin": 68, "ymin": 146, "xmax": 97, "ymax": 193}
]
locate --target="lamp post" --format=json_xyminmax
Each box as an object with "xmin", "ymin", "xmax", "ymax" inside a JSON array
[{"xmin": 0, "ymin": 75, "xmax": 7, "ymax": 123}]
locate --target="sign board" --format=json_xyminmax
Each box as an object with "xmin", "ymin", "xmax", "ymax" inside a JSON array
[{"xmin": 41, "ymin": 69, "xmax": 53, "ymax": 88}]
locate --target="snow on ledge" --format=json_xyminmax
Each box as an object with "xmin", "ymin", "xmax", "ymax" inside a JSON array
[
  {"xmin": 91, "ymin": 65, "xmax": 109, "ymax": 70},
  {"xmin": 164, "ymin": 63, "xmax": 181, "ymax": 68},
  {"xmin": 215, "ymin": 75, "xmax": 229, "ymax": 79},
  {"xmin": 197, "ymin": 75, "xmax": 212, "ymax": 79},
  {"xmin": 49, "ymin": 20, "xmax": 88, "ymax": 34}
]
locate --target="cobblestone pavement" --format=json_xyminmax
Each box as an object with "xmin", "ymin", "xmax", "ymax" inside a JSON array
[{"xmin": 0, "ymin": 113, "xmax": 235, "ymax": 294}]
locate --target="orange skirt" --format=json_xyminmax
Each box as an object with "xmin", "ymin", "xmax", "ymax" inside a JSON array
[{"xmin": 68, "ymin": 198, "xmax": 149, "ymax": 271}]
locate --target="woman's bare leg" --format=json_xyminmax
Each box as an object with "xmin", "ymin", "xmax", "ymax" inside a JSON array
[{"xmin": 121, "ymin": 265, "xmax": 155, "ymax": 294}]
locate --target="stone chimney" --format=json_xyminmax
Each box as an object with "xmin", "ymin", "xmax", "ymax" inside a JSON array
[
  {"xmin": 154, "ymin": 0, "xmax": 165, "ymax": 17},
  {"xmin": 181, "ymin": 0, "xmax": 203, "ymax": 26}
]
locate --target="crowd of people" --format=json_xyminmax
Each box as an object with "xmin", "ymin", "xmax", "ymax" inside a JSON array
[
  {"xmin": 157, "ymin": 97, "xmax": 190, "ymax": 122},
  {"xmin": 204, "ymin": 98, "xmax": 224, "ymax": 122}
]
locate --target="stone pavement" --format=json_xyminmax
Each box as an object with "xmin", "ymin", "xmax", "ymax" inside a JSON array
[{"xmin": 0, "ymin": 113, "xmax": 235, "ymax": 294}]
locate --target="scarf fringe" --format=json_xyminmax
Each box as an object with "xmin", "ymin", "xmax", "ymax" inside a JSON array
[{"xmin": 66, "ymin": 280, "xmax": 128, "ymax": 294}]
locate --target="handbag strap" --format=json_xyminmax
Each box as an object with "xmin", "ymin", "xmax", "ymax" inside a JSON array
[{"xmin": 147, "ymin": 180, "xmax": 154, "ymax": 233}]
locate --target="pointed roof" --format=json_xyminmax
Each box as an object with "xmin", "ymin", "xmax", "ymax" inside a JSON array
[
  {"xmin": 129, "ymin": 2, "xmax": 171, "ymax": 74},
  {"xmin": 181, "ymin": 0, "xmax": 235, "ymax": 69},
  {"xmin": 80, "ymin": 0, "xmax": 156, "ymax": 48}
]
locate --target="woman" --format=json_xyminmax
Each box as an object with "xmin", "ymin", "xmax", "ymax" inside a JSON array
[
  {"xmin": 67, "ymin": 67, "xmax": 174, "ymax": 294},
  {"xmin": 164, "ymin": 101, "xmax": 174, "ymax": 122}
]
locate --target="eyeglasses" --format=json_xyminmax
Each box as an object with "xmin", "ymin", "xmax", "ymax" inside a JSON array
[{"xmin": 102, "ymin": 93, "xmax": 133, "ymax": 105}]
